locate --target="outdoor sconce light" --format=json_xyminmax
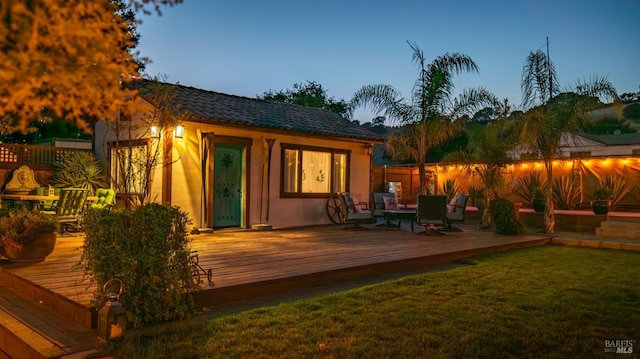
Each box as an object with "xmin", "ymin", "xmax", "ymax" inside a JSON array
[
  {"xmin": 364, "ymin": 143, "xmax": 374, "ymax": 156},
  {"xmin": 174, "ymin": 124, "xmax": 185, "ymax": 139},
  {"xmin": 97, "ymin": 278, "xmax": 127, "ymax": 341},
  {"xmin": 149, "ymin": 125, "xmax": 159, "ymax": 138}
]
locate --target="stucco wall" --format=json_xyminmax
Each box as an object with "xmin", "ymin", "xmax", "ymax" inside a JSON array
[{"xmin": 95, "ymin": 117, "xmax": 373, "ymax": 229}]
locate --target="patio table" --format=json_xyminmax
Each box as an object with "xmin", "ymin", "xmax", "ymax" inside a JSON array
[
  {"xmin": 0, "ymin": 194, "xmax": 97, "ymax": 210},
  {"xmin": 382, "ymin": 209, "xmax": 416, "ymax": 231}
]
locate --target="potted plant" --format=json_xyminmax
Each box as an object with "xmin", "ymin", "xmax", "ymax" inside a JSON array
[
  {"xmin": 591, "ymin": 183, "xmax": 613, "ymax": 215},
  {"xmin": 531, "ymin": 186, "xmax": 546, "ymax": 213},
  {"xmin": 0, "ymin": 209, "xmax": 58, "ymax": 262}
]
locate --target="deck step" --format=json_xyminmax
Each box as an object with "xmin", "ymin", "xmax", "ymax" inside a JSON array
[
  {"xmin": 596, "ymin": 220, "xmax": 640, "ymax": 239},
  {"xmin": 0, "ymin": 269, "xmax": 95, "ymax": 329},
  {"xmin": 0, "ymin": 285, "xmax": 99, "ymax": 359},
  {"xmin": 599, "ymin": 220, "xmax": 640, "ymax": 230}
]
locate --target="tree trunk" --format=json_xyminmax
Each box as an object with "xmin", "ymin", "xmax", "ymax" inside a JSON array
[{"xmin": 543, "ymin": 159, "xmax": 555, "ymax": 234}]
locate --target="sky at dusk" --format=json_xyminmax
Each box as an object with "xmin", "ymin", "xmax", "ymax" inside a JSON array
[{"xmin": 137, "ymin": 0, "xmax": 640, "ymax": 124}]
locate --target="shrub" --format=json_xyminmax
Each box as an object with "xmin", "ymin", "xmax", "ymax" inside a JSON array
[
  {"xmin": 552, "ymin": 176, "xmax": 581, "ymax": 210},
  {"xmin": 467, "ymin": 184, "xmax": 483, "ymax": 207},
  {"xmin": 595, "ymin": 175, "xmax": 632, "ymax": 209},
  {"xmin": 0, "ymin": 209, "xmax": 58, "ymax": 250},
  {"xmin": 50, "ymin": 151, "xmax": 107, "ymax": 195},
  {"xmin": 491, "ymin": 198, "xmax": 523, "ymax": 235},
  {"xmin": 79, "ymin": 204, "xmax": 197, "ymax": 327},
  {"xmin": 441, "ymin": 178, "xmax": 459, "ymax": 201},
  {"xmin": 513, "ymin": 171, "xmax": 546, "ymax": 204}
]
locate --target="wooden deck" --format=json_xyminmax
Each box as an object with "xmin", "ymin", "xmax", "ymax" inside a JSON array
[
  {"xmin": 1, "ymin": 222, "xmax": 550, "ymax": 310},
  {"xmin": 0, "ymin": 223, "xmax": 550, "ymax": 358}
]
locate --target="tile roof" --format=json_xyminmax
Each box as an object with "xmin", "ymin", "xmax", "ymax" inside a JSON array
[
  {"xmin": 575, "ymin": 132, "xmax": 640, "ymax": 146},
  {"xmin": 134, "ymin": 80, "xmax": 385, "ymax": 142}
]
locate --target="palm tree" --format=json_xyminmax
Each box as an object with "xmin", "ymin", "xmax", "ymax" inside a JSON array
[
  {"xmin": 517, "ymin": 49, "xmax": 618, "ymax": 234},
  {"xmin": 352, "ymin": 41, "xmax": 497, "ymax": 194},
  {"xmin": 442, "ymin": 100, "xmax": 517, "ymax": 228}
]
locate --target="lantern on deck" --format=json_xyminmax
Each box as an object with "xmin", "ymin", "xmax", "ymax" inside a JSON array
[{"xmin": 97, "ymin": 278, "xmax": 127, "ymax": 341}]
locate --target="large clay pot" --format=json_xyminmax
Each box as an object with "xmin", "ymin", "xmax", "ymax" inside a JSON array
[
  {"xmin": 532, "ymin": 199, "xmax": 546, "ymax": 213},
  {"xmin": 0, "ymin": 232, "xmax": 57, "ymax": 262},
  {"xmin": 591, "ymin": 200, "xmax": 611, "ymax": 215}
]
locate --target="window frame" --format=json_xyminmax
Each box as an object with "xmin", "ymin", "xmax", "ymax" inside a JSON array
[
  {"xmin": 107, "ymin": 139, "xmax": 152, "ymax": 196},
  {"xmin": 280, "ymin": 143, "xmax": 350, "ymax": 198}
]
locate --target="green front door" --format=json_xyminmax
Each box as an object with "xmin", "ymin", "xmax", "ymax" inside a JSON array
[{"xmin": 213, "ymin": 144, "xmax": 243, "ymax": 228}]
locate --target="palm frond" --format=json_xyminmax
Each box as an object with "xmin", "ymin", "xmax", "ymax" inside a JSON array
[
  {"xmin": 351, "ymin": 84, "xmax": 410, "ymax": 124},
  {"xmin": 521, "ymin": 50, "xmax": 559, "ymax": 109}
]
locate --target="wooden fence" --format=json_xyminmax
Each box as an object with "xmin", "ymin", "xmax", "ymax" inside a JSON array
[
  {"xmin": 0, "ymin": 144, "xmax": 90, "ymax": 170},
  {"xmin": 0, "ymin": 144, "xmax": 91, "ymax": 187}
]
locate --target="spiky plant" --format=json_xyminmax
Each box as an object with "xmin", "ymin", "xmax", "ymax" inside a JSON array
[
  {"xmin": 49, "ymin": 151, "xmax": 107, "ymax": 195},
  {"xmin": 552, "ymin": 176, "xmax": 581, "ymax": 210}
]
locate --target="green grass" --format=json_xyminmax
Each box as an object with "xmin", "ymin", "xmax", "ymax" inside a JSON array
[{"xmin": 102, "ymin": 245, "xmax": 639, "ymax": 358}]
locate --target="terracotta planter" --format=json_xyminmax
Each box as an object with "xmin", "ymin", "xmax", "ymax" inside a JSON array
[
  {"xmin": 0, "ymin": 232, "xmax": 57, "ymax": 262},
  {"xmin": 512, "ymin": 202, "xmax": 522, "ymax": 219},
  {"xmin": 591, "ymin": 200, "xmax": 611, "ymax": 215}
]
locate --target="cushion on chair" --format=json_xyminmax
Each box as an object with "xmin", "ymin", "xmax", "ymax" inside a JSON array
[
  {"xmin": 342, "ymin": 192, "xmax": 357, "ymax": 213},
  {"xmin": 447, "ymin": 197, "xmax": 457, "ymax": 213},
  {"xmin": 91, "ymin": 188, "xmax": 116, "ymax": 209},
  {"xmin": 351, "ymin": 196, "xmax": 362, "ymax": 212},
  {"xmin": 383, "ymin": 196, "xmax": 398, "ymax": 210}
]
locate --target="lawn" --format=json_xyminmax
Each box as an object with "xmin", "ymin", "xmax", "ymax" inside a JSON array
[{"xmin": 102, "ymin": 245, "xmax": 639, "ymax": 358}]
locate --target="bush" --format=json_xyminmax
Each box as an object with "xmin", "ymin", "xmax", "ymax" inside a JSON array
[
  {"xmin": 79, "ymin": 204, "xmax": 197, "ymax": 327},
  {"xmin": 513, "ymin": 171, "xmax": 545, "ymax": 204},
  {"xmin": 552, "ymin": 176, "xmax": 581, "ymax": 210},
  {"xmin": 50, "ymin": 151, "xmax": 107, "ymax": 195},
  {"xmin": 0, "ymin": 209, "xmax": 58, "ymax": 250},
  {"xmin": 491, "ymin": 198, "xmax": 523, "ymax": 235}
]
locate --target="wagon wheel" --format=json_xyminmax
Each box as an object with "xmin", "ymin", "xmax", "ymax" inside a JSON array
[{"xmin": 326, "ymin": 194, "xmax": 345, "ymax": 224}]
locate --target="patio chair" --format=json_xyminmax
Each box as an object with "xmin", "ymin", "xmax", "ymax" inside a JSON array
[
  {"xmin": 337, "ymin": 192, "xmax": 373, "ymax": 230},
  {"xmin": 441, "ymin": 193, "xmax": 469, "ymax": 231},
  {"xmin": 372, "ymin": 192, "xmax": 397, "ymax": 226},
  {"xmin": 42, "ymin": 188, "xmax": 89, "ymax": 233},
  {"xmin": 35, "ymin": 186, "xmax": 61, "ymax": 211},
  {"xmin": 416, "ymin": 194, "xmax": 447, "ymax": 235},
  {"xmin": 91, "ymin": 188, "xmax": 116, "ymax": 210}
]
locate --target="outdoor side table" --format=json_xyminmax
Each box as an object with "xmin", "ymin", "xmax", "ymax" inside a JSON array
[{"xmin": 382, "ymin": 209, "xmax": 416, "ymax": 231}]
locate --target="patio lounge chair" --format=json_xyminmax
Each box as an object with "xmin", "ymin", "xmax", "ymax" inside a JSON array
[
  {"xmin": 43, "ymin": 188, "xmax": 89, "ymax": 233},
  {"xmin": 416, "ymin": 194, "xmax": 447, "ymax": 235},
  {"xmin": 442, "ymin": 193, "xmax": 469, "ymax": 231},
  {"xmin": 337, "ymin": 192, "xmax": 373, "ymax": 230}
]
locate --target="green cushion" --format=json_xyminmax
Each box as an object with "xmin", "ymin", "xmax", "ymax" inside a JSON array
[{"xmin": 91, "ymin": 188, "xmax": 115, "ymax": 209}]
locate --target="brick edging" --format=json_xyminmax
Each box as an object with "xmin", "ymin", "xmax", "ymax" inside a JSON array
[{"xmin": 551, "ymin": 237, "xmax": 640, "ymax": 251}]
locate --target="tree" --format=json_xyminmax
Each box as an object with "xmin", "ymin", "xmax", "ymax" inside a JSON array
[
  {"xmin": 258, "ymin": 81, "xmax": 352, "ymax": 118},
  {"xmin": 442, "ymin": 101, "xmax": 516, "ymax": 228},
  {"xmin": 0, "ymin": 0, "xmax": 181, "ymax": 130},
  {"xmin": 109, "ymin": 79, "xmax": 187, "ymax": 207},
  {"xmin": 351, "ymin": 41, "xmax": 497, "ymax": 194},
  {"xmin": 517, "ymin": 49, "xmax": 618, "ymax": 234}
]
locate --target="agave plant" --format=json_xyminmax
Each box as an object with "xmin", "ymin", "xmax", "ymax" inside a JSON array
[
  {"xmin": 513, "ymin": 171, "xmax": 547, "ymax": 204},
  {"xmin": 49, "ymin": 151, "xmax": 107, "ymax": 195},
  {"xmin": 441, "ymin": 178, "xmax": 460, "ymax": 201},
  {"xmin": 552, "ymin": 176, "xmax": 581, "ymax": 210},
  {"xmin": 599, "ymin": 174, "xmax": 632, "ymax": 210}
]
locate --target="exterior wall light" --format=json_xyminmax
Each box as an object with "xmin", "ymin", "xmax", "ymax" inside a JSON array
[{"xmin": 174, "ymin": 124, "xmax": 185, "ymax": 139}]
